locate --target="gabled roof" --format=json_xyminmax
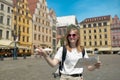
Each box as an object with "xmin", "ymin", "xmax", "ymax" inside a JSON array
[
  {"xmin": 80, "ymin": 15, "xmax": 111, "ymax": 24},
  {"xmin": 27, "ymin": 0, "xmax": 38, "ymax": 16},
  {"xmin": 57, "ymin": 15, "xmax": 78, "ymax": 26}
]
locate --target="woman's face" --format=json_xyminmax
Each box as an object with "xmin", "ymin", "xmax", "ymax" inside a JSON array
[{"xmin": 67, "ymin": 30, "xmax": 79, "ymax": 44}]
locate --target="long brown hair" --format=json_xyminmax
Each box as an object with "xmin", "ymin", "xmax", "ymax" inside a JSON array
[{"xmin": 65, "ymin": 25, "xmax": 84, "ymax": 52}]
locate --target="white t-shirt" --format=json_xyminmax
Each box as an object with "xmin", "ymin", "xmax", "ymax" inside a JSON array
[{"xmin": 54, "ymin": 47, "xmax": 89, "ymax": 75}]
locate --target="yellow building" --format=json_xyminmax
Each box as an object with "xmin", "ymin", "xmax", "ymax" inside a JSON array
[
  {"xmin": 80, "ymin": 15, "xmax": 112, "ymax": 54},
  {"xmin": 12, "ymin": 0, "xmax": 32, "ymax": 55}
]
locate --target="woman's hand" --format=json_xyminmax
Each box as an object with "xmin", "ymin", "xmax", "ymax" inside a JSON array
[
  {"xmin": 94, "ymin": 61, "xmax": 101, "ymax": 69},
  {"xmin": 37, "ymin": 48, "xmax": 48, "ymax": 57},
  {"xmin": 88, "ymin": 61, "xmax": 101, "ymax": 71}
]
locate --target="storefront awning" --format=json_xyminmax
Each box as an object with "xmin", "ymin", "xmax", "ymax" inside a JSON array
[
  {"xmin": 99, "ymin": 47, "xmax": 111, "ymax": 51},
  {"xmin": 0, "ymin": 39, "xmax": 18, "ymax": 49},
  {"xmin": 112, "ymin": 47, "xmax": 120, "ymax": 51},
  {"xmin": 18, "ymin": 46, "xmax": 30, "ymax": 49}
]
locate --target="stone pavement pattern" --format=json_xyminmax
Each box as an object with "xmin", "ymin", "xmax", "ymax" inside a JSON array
[{"xmin": 0, "ymin": 55, "xmax": 120, "ymax": 80}]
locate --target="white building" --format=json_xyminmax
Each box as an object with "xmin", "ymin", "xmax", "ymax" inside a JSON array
[{"xmin": 57, "ymin": 15, "xmax": 78, "ymax": 27}]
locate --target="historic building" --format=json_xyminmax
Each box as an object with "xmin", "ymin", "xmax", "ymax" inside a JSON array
[
  {"xmin": 12, "ymin": 0, "xmax": 32, "ymax": 55},
  {"xmin": 0, "ymin": 0, "xmax": 13, "ymax": 41},
  {"xmin": 28, "ymin": 0, "xmax": 56, "ymax": 54},
  {"xmin": 0, "ymin": 0, "xmax": 14, "ymax": 56},
  {"xmin": 49, "ymin": 8, "xmax": 57, "ymax": 53},
  {"xmin": 80, "ymin": 15, "xmax": 112, "ymax": 54},
  {"xmin": 111, "ymin": 15, "xmax": 120, "ymax": 53},
  {"xmin": 56, "ymin": 15, "xmax": 78, "ymax": 47}
]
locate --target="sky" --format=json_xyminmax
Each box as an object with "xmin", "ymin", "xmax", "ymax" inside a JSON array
[{"xmin": 46, "ymin": 0, "xmax": 120, "ymax": 22}]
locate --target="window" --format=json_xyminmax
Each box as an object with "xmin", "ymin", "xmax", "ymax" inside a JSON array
[
  {"xmin": 100, "ymin": 41, "xmax": 102, "ymax": 45},
  {"xmin": 98, "ymin": 23, "xmax": 101, "ymax": 26},
  {"xmin": 103, "ymin": 22, "xmax": 107, "ymax": 26},
  {"xmin": 95, "ymin": 41, "xmax": 97, "ymax": 46},
  {"xmin": 27, "ymin": 28, "xmax": 29, "ymax": 33},
  {"xmin": 0, "ymin": 15, "xmax": 3, "ymax": 23},
  {"xmin": 58, "ymin": 29, "xmax": 62, "ymax": 35},
  {"xmin": 63, "ymin": 28, "xmax": 66, "ymax": 35},
  {"xmin": 27, "ymin": 37, "xmax": 29, "ymax": 42},
  {"xmin": 38, "ymin": 35, "xmax": 40, "ymax": 40},
  {"xmin": 1, "ymin": 4, "xmax": 4, "ymax": 10},
  {"xmin": 84, "ymin": 30, "xmax": 86, "ymax": 34},
  {"xmin": 42, "ymin": 35, "xmax": 44, "ymax": 42},
  {"xmin": 7, "ymin": 17, "xmax": 10, "ymax": 25},
  {"xmin": 23, "ymin": 36, "xmax": 25, "ymax": 42},
  {"xmin": 93, "ymin": 23, "xmax": 96, "ymax": 27},
  {"xmin": 23, "ymin": 27, "xmax": 25, "ymax": 32},
  {"xmin": 34, "ymin": 25, "xmax": 37, "ymax": 30},
  {"xmin": 0, "ymin": 30, "xmax": 2, "ymax": 39},
  {"xmin": 89, "ymin": 41, "xmax": 92, "ymax": 46},
  {"xmin": 94, "ymin": 29, "xmax": 96, "ymax": 33},
  {"xmin": 89, "ymin": 36, "xmax": 91, "ymax": 39},
  {"xmin": 7, "ymin": 7, "xmax": 10, "ymax": 13},
  {"xmin": 99, "ymin": 29, "xmax": 101, "ymax": 32},
  {"xmin": 89, "ymin": 30, "xmax": 91, "ymax": 33},
  {"xmin": 34, "ymin": 34, "xmax": 37, "ymax": 40},
  {"xmin": 88, "ymin": 24, "xmax": 91, "ymax": 28},
  {"xmin": 94, "ymin": 35, "xmax": 97, "ymax": 39},
  {"xmin": 104, "ymin": 28, "xmax": 107, "ymax": 32},
  {"xmin": 99, "ymin": 35, "xmax": 102, "ymax": 39},
  {"xmin": 105, "ymin": 41, "xmax": 107, "ymax": 45},
  {"xmin": 14, "ymin": 16, "xmax": 17, "ymax": 20},
  {"xmin": 105, "ymin": 34, "xmax": 107, "ymax": 38},
  {"xmin": 83, "ymin": 25, "xmax": 86, "ymax": 28},
  {"xmin": 53, "ymin": 32, "xmax": 56, "ymax": 38},
  {"xmin": 84, "ymin": 42, "xmax": 86, "ymax": 46},
  {"xmin": 84, "ymin": 36, "xmax": 86, "ymax": 40},
  {"xmin": 6, "ymin": 31, "xmax": 9, "ymax": 39}
]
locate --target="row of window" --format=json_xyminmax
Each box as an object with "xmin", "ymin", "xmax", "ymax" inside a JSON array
[
  {"xmin": 14, "ymin": 16, "xmax": 29, "ymax": 24},
  {"xmin": 0, "ymin": 3, "xmax": 11, "ymax": 13},
  {"xmin": 83, "ymin": 28, "xmax": 107, "ymax": 34},
  {"xmin": 83, "ymin": 34, "xmax": 108, "ymax": 40},
  {"xmin": 34, "ymin": 24, "xmax": 51, "ymax": 34},
  {"xmin": 0, "ymin": 30, "xmax": 9, "ymax": 39},
  {"xmin": 0, "ymin": 15, "xmax": 11, "ymax": 25},
  {"xmin": 34, "ymin": 34, "xmax": 51, "ymax": 42},
  {"xmin": 84, "ymin": 41, "xmax": 108, "ymax": 46},
  {"xmin": 20, "ymin": 36, "xmax": 29, "ymax": 42},
  {"xmin": 35, "ymin": 17, "xmax": 50, "ymax": 26},
  {"xmin": 83, "ymin": 22, "xmax": 107, "ymax": 28}
]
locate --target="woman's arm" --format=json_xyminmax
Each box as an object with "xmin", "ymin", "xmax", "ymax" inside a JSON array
[
  {"xmin": 43, "ymin": 54, "xmax": 59, "ymax": 67},
  {"xmin": 38, "ymin": 48, "xmax": 59, "ymax": 67}
]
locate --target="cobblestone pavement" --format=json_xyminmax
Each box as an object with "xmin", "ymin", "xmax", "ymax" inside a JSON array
[{"xmin": 0, "ymin": 54, "xmax": 120, "ymax": 80}]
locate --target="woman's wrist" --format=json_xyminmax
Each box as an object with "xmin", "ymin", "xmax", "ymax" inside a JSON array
[{"xmin": 43, "ymin": 52, "xmax": 49, "ymax": 58}]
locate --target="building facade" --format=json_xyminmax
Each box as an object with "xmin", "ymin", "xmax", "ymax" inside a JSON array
[
  {"xmin": 13, "ymin": 0, "xmax": 32, "ymax": 55},
  {"xmin": 111, "ymin": 15, "xmax": 120, "ymax": 53},
  {"xmin": 49, "ymin": 8, "xmax": 57, "ymax": 53},
  {"xmin": 28, "ymin": 0, "xmax": 54, "ymax": 54},
  {"xmin": 80, "ymin": 15, "xmax": 112, "ymax": 54},
  {"xmin": 0, "ymin": 0, "xmax": 13, "ymax": 40}
]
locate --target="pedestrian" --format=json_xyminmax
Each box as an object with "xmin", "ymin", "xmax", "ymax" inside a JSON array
[{"xmin": 38, "ymin": 25, "xmax": 101, "ymax": 80}]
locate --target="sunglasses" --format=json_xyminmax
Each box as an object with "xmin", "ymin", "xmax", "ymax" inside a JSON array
[{"xmin": 68, "ymin": 34, "xmax": 77, "ymax": 38}]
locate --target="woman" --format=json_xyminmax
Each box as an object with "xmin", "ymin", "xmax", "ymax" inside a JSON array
[{"xmin": 38, "ymin": 25, "xmax": 101, "ymax": 80}]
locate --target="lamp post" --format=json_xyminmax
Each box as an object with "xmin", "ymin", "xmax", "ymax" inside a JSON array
[
  {"xmin": 12, "ymin": 30, "xmax": 18, "ymax": 60},
  {"xmin": 12, "ymin": 28, "xmax": 21, "ymax": 60}
]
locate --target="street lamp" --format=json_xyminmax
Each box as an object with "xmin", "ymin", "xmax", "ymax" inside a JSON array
[
  {"xmin": 12, "ymin": 30, "xmax": 17, "ymax": 60},
  {"xmin": 12, "ymin": 30, "xmax": 20, "ymax": 60}
]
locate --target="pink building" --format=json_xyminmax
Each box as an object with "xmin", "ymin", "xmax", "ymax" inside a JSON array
[{"xmin": 111, "ymin": 15, "xmax": 120, "ymax": 53}]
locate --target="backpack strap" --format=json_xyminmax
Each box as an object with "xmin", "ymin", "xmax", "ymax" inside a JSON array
[
  {"xmin": 82, "ymin": 48, "xmax": 85, "ymax": 58},
  {"xmin": 59, "ymin": 45, "xmax": 67, "ymax": 76}
]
